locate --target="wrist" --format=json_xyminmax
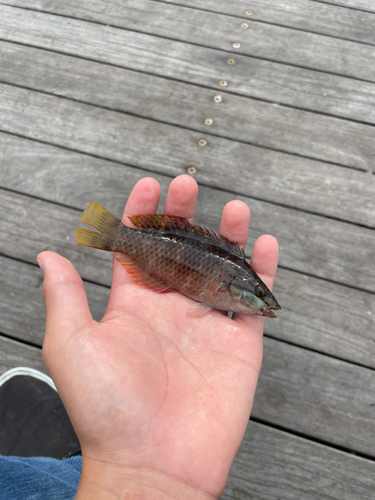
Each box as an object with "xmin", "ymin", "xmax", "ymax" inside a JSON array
[{"xmin": 75, "ymin": 456, "xmax": 217, "ymax": 500}]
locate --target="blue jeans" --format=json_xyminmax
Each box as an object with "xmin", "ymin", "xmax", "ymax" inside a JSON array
[{"xmin": 0, "ymin": 456, "xmax": 82, "ymax": 500}]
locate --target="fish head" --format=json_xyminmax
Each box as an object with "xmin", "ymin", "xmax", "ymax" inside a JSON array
[{"xmin": 229, "ymin": 278, "xmax": 281, "ymax": 317}]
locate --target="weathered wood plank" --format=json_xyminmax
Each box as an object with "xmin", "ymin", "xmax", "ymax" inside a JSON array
[
  {"xmin": 254, "ymin": 337, "xmax": 375, "ymax": 456},
  {"xmin": 222, "ymin": 420, "xmax": 375, "ymax": 500},
  {"xmin": 2, "ymin": 0, "xmax": 375, "ymax": 83},
  {"xmin": 314, "ymin": 0, "xmax": 375, "ymax": 12},
  {"xmin": 7, "ymin": 0, "xmax": 375, "ymax": 25},
  {"xmin": 0, "ymin": 335, "xmax": 46, "ymax": 375},
  {"xmin": 1, "ymin": 136, "xmax": 374, "ymax": 367},
  {"xmin": 0, "ymin": 256, "xmax": 108, "ymax": 346},
  {"xmin": 270, "ymin": 269, "xmax": 375, "ymax": 369},
  {"xmin": 1, "ymin": 85, "xmax": 375, "ymax": 230},
  {"xmin": 224, "ymin": 422, "xmax": 375, "ymax": 500},
  {"xmin": 159, "ymin": 0, "xmax": 375, "ymax": 46},
  {"xmin": 2, "ymin": 43, "xmax": 375, "ymax": 191},
  {"xmin": 1, "ymin": 5, "xmax": 375, "ymax": 125}
]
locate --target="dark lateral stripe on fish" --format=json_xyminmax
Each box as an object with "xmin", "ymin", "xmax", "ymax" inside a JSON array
[{"xmin": 128, "ymin": 214, "xmax": 245, "ymax": 258}]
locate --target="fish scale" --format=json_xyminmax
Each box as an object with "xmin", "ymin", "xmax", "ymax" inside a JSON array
[{"xmin": 114, "ymin": 230, "xmax": 233, "ymax": 302}]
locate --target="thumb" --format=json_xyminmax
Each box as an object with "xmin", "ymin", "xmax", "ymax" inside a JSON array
[{"xmin": 37, "ymin": 251, "xmax": 93, "ymax": 356}]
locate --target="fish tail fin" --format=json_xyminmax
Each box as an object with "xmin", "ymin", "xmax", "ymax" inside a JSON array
[
  {"xmin": 75, "ymin": 228, "xmax": 112, "ymax": 250},
  {"xmin": 75, "ymin": 203, "xmax": 121, "ymax": 250}
]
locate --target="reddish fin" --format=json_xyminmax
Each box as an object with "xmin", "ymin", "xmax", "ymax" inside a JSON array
[
  {"xmin": 186, "ymin": 302, "xmax": 213, "ymax": 317},
  {"xmin": 128, "ymin": 214, "xmax": 244, "ymax": 258},
  {"xmin": 116, "ymin": 257, "xmax": 175, "ymax": 293}
]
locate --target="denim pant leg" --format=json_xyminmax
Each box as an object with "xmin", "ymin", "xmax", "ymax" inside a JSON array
[{"xmin": 0, "ymin": 455, "xmax": 82, "ymax": 500}]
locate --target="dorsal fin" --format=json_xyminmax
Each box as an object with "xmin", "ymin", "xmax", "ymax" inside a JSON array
[{"xmin": 128, "ymin": 214, "xmax": 244, "ymax": 258}]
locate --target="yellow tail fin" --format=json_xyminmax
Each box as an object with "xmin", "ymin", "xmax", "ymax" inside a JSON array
[
  {"xmin": 80, "ymin": 203, "xmax": 118, "ymax": 233},
  {"xmin": 75, "ymin": 203, "xmax": 120, "ymax": 250}
]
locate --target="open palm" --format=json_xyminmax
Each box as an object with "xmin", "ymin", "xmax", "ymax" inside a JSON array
[{"xmin": 38, "ymin": 175, "xmax": 279, "ymax": 500}]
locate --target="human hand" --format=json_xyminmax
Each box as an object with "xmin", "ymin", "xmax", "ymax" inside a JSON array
[{"xmin": 38, "ymin": 175, "xmax": 279, "ymax": 500}]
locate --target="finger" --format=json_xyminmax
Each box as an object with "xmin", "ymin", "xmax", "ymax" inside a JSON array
[
  {"xmin": 108, "ymin": 178, "xmax": 161, "ymax": 305},
  {"xmin": 233, "ymin": 235, "xmax": 279, "ymax": 327},
  {"xmin": 37, "ymin": 251, "xmax": 93, "ymax": 359},
  {"xmin": 250, "ymin": 234, "xmax": 279, "ymax": 291},
  {"xmin": 122, "ymin": 177, "xmax": 161, "ymax": 226},
  {"xmin": 163, "ymin": 174, "xmax": 198, "ymax": 223},
  {"xmin": 218, "ymin": 200, "xmax": 250, "ymax": 249}
]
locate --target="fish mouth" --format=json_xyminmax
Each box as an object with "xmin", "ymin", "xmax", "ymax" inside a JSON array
[
  {"xmin": 260, "ymin": 307, "xmax": 277, "ymax": 318},
  {"xmin": 261, "ymin": 297, "xmax": 281, "ymax": 318},
  {"xmin": 260, "ymin": 302, "xmax": 281, "ymax": 318}
]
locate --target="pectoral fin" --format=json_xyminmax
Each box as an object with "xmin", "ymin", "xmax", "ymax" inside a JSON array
[{"xmin": 186, "ymin": 302, "xmax": 213, "ymax": 317}]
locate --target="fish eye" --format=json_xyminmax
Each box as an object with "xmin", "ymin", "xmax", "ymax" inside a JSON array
[{"xmin": 255, "ymin": 284, "xmax": 266, "ymax": 298}]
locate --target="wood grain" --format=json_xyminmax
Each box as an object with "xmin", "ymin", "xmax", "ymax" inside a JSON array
[
  {"xmin": 313, "ymin": 0, "xmax": 375, "ymax": 12},
  {"xmin": 1, "ymin": 4, "xmax": 375, "ymax": 125},
  {"xmin": 270, "ymin": 268, "xmax": 375, "ymax": 368},
  {"xmin": 1, "ymin": 85, "xmax": 375, "ymax": 228},
  {"xmin": 2, "ymin": 0, "xmax": 375, "ymax": 83},
  {"xmin": 158, "ymin": 0, "xmax": 375, "ymax": 45},
  {"xmin": 254, "ymin": 337, "xmax": 375, "ymax": 456},
  {"xmin": 221, "ymin": 420, "xmax": 375, "ymax": 500},
  {"xmin": 1, "ymin": 42, "xmax": 375, "ymax": 186},
  {"xmin": 0, "ymin": 335, "xmax": 46, "ymax": 375}
]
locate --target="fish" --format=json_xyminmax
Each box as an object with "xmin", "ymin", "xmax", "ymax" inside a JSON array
[{"xmin": 75, "ymin": 203, "xmax": 281, "ymax": 318}]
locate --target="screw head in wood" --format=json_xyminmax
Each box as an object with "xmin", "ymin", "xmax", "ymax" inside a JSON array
[
  {"xmin": 213, "ymin": 95, "xmax": 222, "ymax": 103},
  {"xmin": 198, "ymin": 139, "xmax": 207, "ymax": 147},
  {"xmin": 187, "ymin": 166, "xmax": 197, "ymax": 175},
  {"xmin": 227, "ymin": 58, "xmax": 235, "ymax": 65},
  {"xmin": 241, "ymin": 22, "xmax": 249, "ymax": 29},
  {"xmin": 232, "ymin": 42, "xmax": 241, "ymax": 48},
  {"xmin": 219, "ymin": 80, "xmax": 228, "ymax": 87},
  {"xmin": 245, "ymin": 11, "xmax": 253, "ymax": 16},
  {"xmin": 204, "ymin": 118, "xmax": 213, "ymax": 125}
]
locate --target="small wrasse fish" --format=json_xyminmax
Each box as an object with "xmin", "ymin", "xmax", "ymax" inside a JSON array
[{"xmin": 75, "ymin": 203, "xmax": 281, "ymax": 318}]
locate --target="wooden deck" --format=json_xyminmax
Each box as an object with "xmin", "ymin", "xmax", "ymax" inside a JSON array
[{"xmin": 0, "ymin": 0, "xmax": 374, "ymax": 497}]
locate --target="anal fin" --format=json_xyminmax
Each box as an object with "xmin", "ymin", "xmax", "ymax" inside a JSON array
[{"xmin": 117, "ymin": 257, "xmax": 175, "ymax": 293}]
